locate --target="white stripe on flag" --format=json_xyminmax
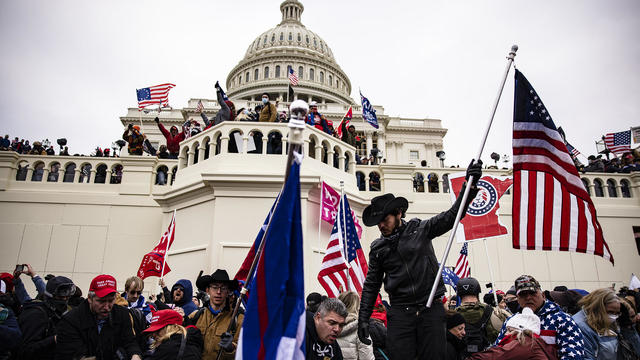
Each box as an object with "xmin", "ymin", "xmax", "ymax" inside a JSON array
[
  {"xmin": 568, "ymin": 195, "xmax": 579, "ymax": 252},
  {"xmin": 551, "ymin": 178, "xmax": 562, "ymax": 250},
  {"xmin": 519, "ymin": 170, "xmax": 529, "ymax": 249}
]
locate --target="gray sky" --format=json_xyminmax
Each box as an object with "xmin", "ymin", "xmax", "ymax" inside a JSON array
[{"xmin": 1, "ymin": 0, "xmax": 638, "ymax": 166}]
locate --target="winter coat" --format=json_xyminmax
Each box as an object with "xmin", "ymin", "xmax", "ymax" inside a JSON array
[
  {"xmin": 336, "ymin": 313, "xmax": 374, "ymax": 360},
  {"xmin": 573, "ymin": 310, "xmax": 618, "ymax": 360},
  {"xmin": 469, "ymin": 333, "xmax": 558, "ymax": 360},
  {"xmin": 189, "ymin": 306, "xmax": 243, "ymax": 360},
  {"xmin": 457, "ymin": 302, "xmax": 505, "ymax": 347},
  {"xmin": 340, "ymin": 122, "xmax": 363, "ymax": 148},
  {"xmin": 368, "ymin": 318, "xmax": 387, "ymax": 360},
  {"xmin": 305, "ymin": 311, "xmax": 343, "ymax": 360},
  {"xmin": 0, "ymin": 306, "xmax": 21, "ymax": 358},
  {"xmin": 144, "ymin": 326, "xmax": 203, "ymax": 360},
  {"xmin": 307, "ymin": 112, "xmax": 331, "ymax": 134},
  {"xmin": 202, "ymin": 88, "xmax": 233, "ymax": 130},
  {"xmin": 495, "ymin": 300, "xmax": 585, "ymax": 360},
  {"xmin": 157, "ymin": 123, "xmax": 185, "ymax": 155},
  {"xmin": 259, "ymin": 102, "xmax": 277, "ymax": 122},
  {"xmin": 55, "ymin": 300, "xmax": 142, "ymax": 360},
  {"xmin": 17, "ymin": 301, "xmax": 64, "ymax": 360},
  {"xmin": 445, "ymin": 331, "xmax": 466, "ymax": 360},
  {"xmin": 172, "ymin": 279, "xmax": 198, "ymax": 317},
  {"xmin": 123, "ymin": 128, "xmax": 144, "ymax": 155},
  {"xmin": 359, "ymin": 186, "xmax": 477, "ymax": 323}
]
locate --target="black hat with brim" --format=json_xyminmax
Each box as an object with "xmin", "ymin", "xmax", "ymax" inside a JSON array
[
  {"xmin": 362, "ymin": 193, "xmax": 408, "ymax": 226},
  {"xmin": 198, "ymin": 269, "xmax": 239, "ymax": 292}
]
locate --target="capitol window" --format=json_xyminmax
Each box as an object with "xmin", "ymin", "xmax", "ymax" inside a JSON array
[
  {"xmin": 275, "ymin": 65, "xmax": 281, "ymax": 78},
  {"xmin": 409, "ymin": 151, "xmax": 419, "ymax": 161},
  {"xmin": 287, "ymin": 65, "xmax": 292, "ymax": 75},
  {"xmin": 320, "ymin": 43, "xmax": 324, "ymax": 51},
  {"xmin": 306, "ymin": 35, "xmax": 309, "ymax": 44},
  {"xmin": 263, "ymin": 36, "xmax": 267, "ymax": 45},
  {"xmin": 254, "ymin": 69, "xmax": 259, "ymax": 81},
  {"xmin": 314, "ymin": 37, "xmax": 317, "ymax": 46},
  {"xmin": 297, "ymin": 33, "xmax": 301, "ymax": 42},
  {"xmin": 298, "ymin": 66, "xmax": 303, "ymax": 79},
  {"xmin": 309, "ymin": 68, "xmax": 314, "ymax": 81},
  {"xmin": 245, "ymin": 72, "xmax": 249, "ymax": 82},
  {"xmin": 329, "ymin": 75, "xmax": 332, "ymax": 85},
  {"xmin": 320, "ymin": 71, "xmax": 324, "ymax": 83},
  {"xmin": 280, "ymin": 32, "xmax": 284, "ymax": 41},
  {"xmin": 271, "ymin": 34, "xmax": 275, "ymax": 43},
  {"xmin": 289, "ymin": 32, "xmax": 292, "ymax": 41},
  {"xmin": 264, "ymin": 67, "xmax": 269, "ymax": 79}
]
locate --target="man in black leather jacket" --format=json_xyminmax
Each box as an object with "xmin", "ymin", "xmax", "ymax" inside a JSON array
[{"xmin": 357, "ymin": 161, "xmax": 482, "ymax": 359}]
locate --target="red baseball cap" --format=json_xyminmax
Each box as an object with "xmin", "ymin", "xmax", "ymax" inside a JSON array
[
  {"xmin": 89, "ymin": 274, "xmax": 117, "ymax": 298},
  {"xmin": 0, "ymin": 273, "xmax": 14, "ymax": 293},
  {"xmin": 143, "ymin": 309, "xmax": 183, "ymax": 333}
]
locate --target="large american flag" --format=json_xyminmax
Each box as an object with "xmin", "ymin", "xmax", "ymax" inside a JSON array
[
  {"xmin": 454, "ymin": 243, "xmax": 471, "ymax": 278},
  {"xmin": 136, "ymin": 83, "xmax": 176, "ymax": 110},
  {"xmin": 318, "ymin": 195, "xmax": 368, "ymax": 297},
  {"xmin": 512, "ymin": 70, "xmax": 613, "ymax": 264},
  {"xmin": 288, "ymin": 68, "xmax": 299, "ymax": 86},
  {"xmin": 604, "ymin": 130, "xmax": 631, "ymax": 156}
]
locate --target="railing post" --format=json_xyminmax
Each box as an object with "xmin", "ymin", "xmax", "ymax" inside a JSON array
[
  {"xmin": 188, "ymin": 150, "xmax": 196, "ymax": 166},
  {"xmin": 198, "ymin": 146, "xmax": 206, "ymax": 160},
  {"xmin": 220, "ymin": 136, "xmax": 229, "ymax": 154}
]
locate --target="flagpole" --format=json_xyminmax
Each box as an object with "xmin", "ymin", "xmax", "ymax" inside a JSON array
[
  {"xmin": 218, "ymin": 101, "xmax": 308, "ymax": 360},
  {"xmin": 427, "ymin": 45, "xmax": 518, "ymax": 308},
  {"xmin": 340, "ymin": 180, "xmax": 350, "ymax": 291},
  {"xmin": 481, "ymin": 238, "xmax": 499, "ymax": 307},
  {"xmin": 159, "ymin": 210, "xmax": 174, "ymax": 283},
  {"xmin": 318, "ymin": 178, "xmax": 323, "ymax": 253}
]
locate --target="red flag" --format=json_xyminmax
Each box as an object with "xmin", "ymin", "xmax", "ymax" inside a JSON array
[
  {"xmin": 449, "ymin": 173, "xmax": 513, "ymax": 242},
  {"xmin": 335, "ymin": 106, "xmax": 352, "ymax": 139},
  {"xmin": 137, "ymin": 212, "xmax": 176, "ymax": 279}
]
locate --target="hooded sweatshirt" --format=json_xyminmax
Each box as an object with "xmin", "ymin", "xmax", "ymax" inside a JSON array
[{"xmin": 172, "ymin": 280, "xmax": 197, "ymax": 316}]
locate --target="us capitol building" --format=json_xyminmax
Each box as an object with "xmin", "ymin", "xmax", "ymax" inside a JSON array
[{"xmin": 1, "ymin": 0, "xmax": 638, "ymax": 296}]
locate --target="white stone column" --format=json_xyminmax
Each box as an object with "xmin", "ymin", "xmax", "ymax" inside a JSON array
[
  {"xmin": 198, "ymin": 146, "xmax": 206, "ymax": 161},
  {"xmin": 187, "ymin": 150, "xmax": 196, "ymax": 166},
  {"xmin": 338, "ymin": 155, "xmax": 345, "ymax": 171},
  {"xmin": 220, "ymin": 137, "xmax": 229, "ymax": 154},
  {"xmin": 74, "ymin": 168, "xmax": 81, "ymax": 183},
  {"xmin": 365, "ymin": 131, "xmax": 373, "ymax": 158},
  {"xmin": 315, "ymin": 145, "xmax": 322, "ymax": 160},
  {"xmin": 89, "ymin": 169, "xmax": 96, "ymax": 183},
  {"xmin": 262, "ymin": 136, "xmax": 268, "ymax": 154}
]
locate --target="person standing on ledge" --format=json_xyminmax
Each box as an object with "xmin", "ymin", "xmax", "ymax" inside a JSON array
[{"xmin": 357, "ymin": 160, "xmax": 482, "ymax": 359}]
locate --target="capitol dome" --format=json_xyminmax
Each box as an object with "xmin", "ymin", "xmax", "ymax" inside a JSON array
[{"xmin": 226, "ymin": 0, "xmax": 353, "ymax": 105}]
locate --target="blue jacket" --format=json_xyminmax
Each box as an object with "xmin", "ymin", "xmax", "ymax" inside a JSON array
[
  {"xmin": 172, "ymin": 279, "xmax": 197, "ymax": 316},
  {"xmin": 495, "ymin": 300, "xmax": 585, "ymax": 360},
  {"xmin": 573, "ymin": 310, "xmax": 618, "ymax": 360}
]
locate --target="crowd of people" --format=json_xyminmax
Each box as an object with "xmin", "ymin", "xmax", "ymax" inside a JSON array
[
  {"xmin": 578, "ymin": 152, "xmax": 640, "ymax": 174},
  {"xmin": 0, "ymin": 136, "xmax": 70, "ymax": 156}
]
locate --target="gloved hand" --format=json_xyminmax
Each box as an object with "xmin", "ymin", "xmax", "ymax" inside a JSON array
[
  {"xmin": 128, "ymin": 123, "xmax": 133, "ymax": 130},
  {"xmin": 215, "ymin": 81, "xmax": 221, "ymax": 90},
  {"xmin": 357, "ymin": 321, "xmax": 371, "ymax": 345},
  {"xmin": 219, "ymin": 332, "xmax": 234, "ymax": 352},
  {"xmin": 465, "ymin": 159, "xmax": 483, "ymax": 187},
  {"xmin": 154, "ymin": 116, "xmax": 159, "ymax": 123}
]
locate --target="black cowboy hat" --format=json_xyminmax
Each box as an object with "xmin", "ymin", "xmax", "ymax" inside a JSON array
[
  {"xmin": 196, "ymin": 269, "xmax": 238, "ymax": 292},
  {"xmin": 362, "ymin": 193, "xmax": 408, "ymax": 226}
]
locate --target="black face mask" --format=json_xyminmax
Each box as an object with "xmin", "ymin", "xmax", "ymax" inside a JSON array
[
  {"xmin": 0, "ymin": 294, "xmax": 15, "ymax": 308},
  {"xmin": 49, "ymin": 299, "xmax": 69, "ymax": 315},
  {"xmin": 506, "ymin": 300, "xmax": 519, "ymax": 314}
]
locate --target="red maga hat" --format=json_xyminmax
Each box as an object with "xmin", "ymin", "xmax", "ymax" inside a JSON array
[
  {"xmin": 143, "ymin": 309, "xmax": 183, "ymax": 333},
  {"xmin": 89, "ymin": 274, "xmax": 117, "ymax": 298}
]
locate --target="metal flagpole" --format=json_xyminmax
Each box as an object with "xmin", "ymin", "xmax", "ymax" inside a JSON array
[
  {"xmin": 340, "ymin": 180, "xmax": 349, "ymax": 290},
  {"xmin": 159, "ymin": 209, "xmax": 175, "ymax": 287},
  {"xmin": 482, "ymin": 238, "xmax": 499, "ymax": 307},
  {"xmin": 318, "ymin": 178, "xmax": 323, "ymax": 253},
  {"xmin": 427, "ymin": 45, "xmax": 518, "ymax": 308},
  {"xmin": 217, "ymin": 100, "xmax": 309, "ymax": 360}
]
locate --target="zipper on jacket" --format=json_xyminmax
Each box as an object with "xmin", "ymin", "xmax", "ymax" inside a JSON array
[{"xmin": 396, "ymin": 248, "xmax": 418, "ymax": 307}]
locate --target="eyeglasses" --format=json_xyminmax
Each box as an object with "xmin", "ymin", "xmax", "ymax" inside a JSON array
[
  {"xmin": 209, "ymin": 285, "xmax": 229, "ymax": 292},
  {"xmin": 128, "ymin": 290, "xmax": 142, "ymax": 295}
]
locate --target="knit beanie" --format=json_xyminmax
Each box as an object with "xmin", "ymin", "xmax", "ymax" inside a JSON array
[{"xmin": 446, "ymin": 313, "xmax": 465, "ymax": 329}]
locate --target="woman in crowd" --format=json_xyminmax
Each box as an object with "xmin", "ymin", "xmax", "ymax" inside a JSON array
[
  {"xmin": 368, "ymin": 295, "xmax": 388, "ymax": 360},
  {"xmin": 337, "ymin": 291, "xmax": 375, "ymax": 360},
  {"xmin": 445, "ymin": 312, "xmax": 466, "ymax": 360},
  {"xmin": 143, "ymin": 309, "xmax": 203, "ymax": 359},
  {"xmin": 469, "ymin": 307, "xmax": 557, "ymax": 359},
  {"xmin": 573, "ymin": 288, "xmax": 621, "ymax": 359}
]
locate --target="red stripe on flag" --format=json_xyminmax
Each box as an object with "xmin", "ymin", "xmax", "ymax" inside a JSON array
[
  {"xmin": 542, "ymin": 173, "xmax": 554, "ymax": 250},
  {"xmin": 576, "ymin": 199, "xmax": 587, "ymax": 254},
  {"xmin": 527, "ymin": 171, "xmax": 537, "ymax": 249},
  {"xmin": 513, "ymin": 170, "xmax": 521, "ymax": 249}
]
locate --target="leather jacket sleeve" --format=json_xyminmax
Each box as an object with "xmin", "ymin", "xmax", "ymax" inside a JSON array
[
  {"xmin": 358, "ymin": 240, "xmax": 385, "ymax": 326},
  {"xmin": 422, "ymin": 183, "xmax": 478, "ymax": 240}
]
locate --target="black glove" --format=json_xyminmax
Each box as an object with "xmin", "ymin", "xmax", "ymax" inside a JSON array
[
  {"xmin": 357, "ymin": 321, "xmax": 371, "ymax": 345},
  {"xmin": 465, "ymin": 159, "xmax": 483, "ymax": 187},
  {"xmin": 215, "ymin": 81, "xmax": 221, "ymax": 89},
  {"xmin": 154, "ymin": 116, "xmax": 159, "ymax": 123},
  {"xmin": 128, "ymin": 123, "xmax": 133, "ymax": 130},
  {"xmin": 218, "ymin": 332, "xmax": 234, "ymax": 352}
]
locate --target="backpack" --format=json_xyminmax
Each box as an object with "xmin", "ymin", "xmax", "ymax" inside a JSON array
[{"xmin": 462, "ymin": 304, "xmax": 493, "ymax": 354}]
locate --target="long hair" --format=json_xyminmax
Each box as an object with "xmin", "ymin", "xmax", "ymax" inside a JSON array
[
  {"xmin": 578, "ymin": 288, "xmax": 619, "ymax": 335},
  {"xmin": 338, "ymin": 291, "xmax": 359, "ymax": 315},
  {"xmin": 150, "ymin": 324, "xmax": 187, "ymax": 349},
  {"xmin": 505, "ymin": 327, "xmax": 535, "ymax": 346}
]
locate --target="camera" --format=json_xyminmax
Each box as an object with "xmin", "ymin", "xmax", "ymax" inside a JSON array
[{"xmin": 14, "ymin": 264, "xmax": 26, "ymax": 273}]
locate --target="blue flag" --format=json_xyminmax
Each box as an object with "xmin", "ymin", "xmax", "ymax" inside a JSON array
[
  {"xmin": 237, "ymin": 160, "xmax": 305, "ymax": 360},
  {"xmin": 441, "ymin": 265, "xmax": 460, "ymax": 290},
  {"xmin": 360, "ymin": 91, "xmax": 379, "ymax": 129}
]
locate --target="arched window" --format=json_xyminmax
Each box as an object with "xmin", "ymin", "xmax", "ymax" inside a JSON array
[
  {"xmin": 329, "ymin": 75, "xmax": 333, "ymax": 87},
  {"xmin": 297, "ymin": 33, "xmax": 301, "ymax": 42},
  {"xmin": 280, "ymin": 32, "xmax": 284, "ymax": 41},
  {"xmin": 156, "ymin": 166, "xmax": 169, "ymax": 185},
  {"xmin": 94, "ymin": 164, "xmax": 107, "ymax": 184},
  {"xmin": 170, "ymin": 167, "xmax": 177, "ymax": 185},
  {"xmin": 621, "ymin": 179, "xmax": 631, "ymax": 198},
  {"xmin": 263, "ymin": 35, "xmax": 267, "ymax": 45},
  {"xmin": 275, "ymin": 65, "xmax": 281, "ymax": 78},
  {"xmin": 319, "ymin": 71, "xmax": 324, "ymax": 83},
  {"xmin": 356, "ymin": 171, "xmax": 366, "ymax": 191},
  {"xmin": 238, "ymin": 75, "xmax": 241, "ymax": 85},
  {"xmin": 110, "ymin": 164, "xmax": 123, "ymax": 184},
  {"xmin": 79, "ymin": 163, "xmax": 92, "ymax": 183},
  {"xmin": 63, "ymin": 163, "xmax": 76, "ymax": 182},
  {"xmin": 305, "ymin": 35, "xmax": 309, "ymax": 44},
  {"xmin": 288, "ymin": 32, "xmax": 292, "ymax": 41},
  {"xmin": 413, "ymin": 173, "xmax": 425, "ymax": 192},
  {"xmin": 606, "ymin": 179, "xmax": 617, "ymax": 197},
  {"xmin": 313, "ymin": 37, "xmax": 317, "ymax": 46},
  {"xmin": 47, "ymin": 162, "xmax": 60, "ymax": 182},
  {"xmin": 287, "ymin": 65, "xmax": 292, "ymax": 76},
  {"xmin": 298, "ymin": 66, "xmax": 303, "ymax": 80},
  {"xmin": 593, "ymin": 179, "xmax": 604, "ymax": 197},
  {"xmin": 31, "ymin": 162, "xmax": 45, "ymax": 182},
  {"xmin": 271, "ymin": 34, "xmax": 275, "ymax": 43},
  {"xmin": 581, "ymin": 178, "xmax": 591, "ymax": 196},
  {"xmin": 16, "ymin": 162, "xmax": 28, "ymax": 181},
  {"xmin": 427, "ymin": 173, "xmax": 439, "ymax": 193},
  {"xmin": 320, "ymin": 43, "xmax": 324, "ymax": 52},
  {"xmin": 245, "ymin": 72, "xmax": 249, "ymax": 83},
  {"xmin": 309, "ymin": 68, "xmax": 314, "ymax": 81},
  {"xmin": 308, "ymin": 137, "xmax": 316, "ymax": 159},
  {"xmin": 369, "ymin": 172, "xmax": 381, "ymax": 192},
  {"xmin": 442, "ymin": 174, "xmax": 450, "ymax": 193},
  {"xmin": 254, "ymin": 69, "xmax": 259, "ymax": 81},
  {"xmin": 264, "ymin": 67, "xmax": 269, "ymax": 79}
]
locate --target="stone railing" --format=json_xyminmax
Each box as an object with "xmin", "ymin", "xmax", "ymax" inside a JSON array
[{"xmin": 176, "ymin": 121, "xmax": 358, "ymax": 174}]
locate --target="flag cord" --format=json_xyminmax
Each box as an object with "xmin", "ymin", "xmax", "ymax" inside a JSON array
[
  {"xmin": 427, "ymin": 45, "xmax": 518, "ymax": 308},
  {"xmin": 217, "ymin": 102, "xmax": 308, "ymax": 360}
]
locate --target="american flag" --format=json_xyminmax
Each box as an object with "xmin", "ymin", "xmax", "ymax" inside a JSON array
[
  {"xmin": 454, "ymin": 243, "xmax": 471, "ymax": 278},
  {"xmin": 195, "ymin": 100, "xmax": 204, "ymax": 113},
  {"xmin": 288, "ymin": 68, "xmax": 299, "ymax": 86},
  {"xmin": 136, "ymin": 83, "xmax": 176, "ymax": 110},
  {"xmin": 318, "ymin": 195, "xmax": 368, "ymax": 297},
  {"xmin": 565, "ymin": 142, "xmax": 581, "ymax": 161},
  {"xmin": 512, "ymin": 70, "xmax": 613, "ymax": 264},
  {"xmin": 604, "ymin": 130, "xmax": 631, "ymax": 156}
]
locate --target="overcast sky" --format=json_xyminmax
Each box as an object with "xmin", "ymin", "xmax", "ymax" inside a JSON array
[{"xmin": 1, "ymin": 0, "xmax": 638, "ymax": 166}]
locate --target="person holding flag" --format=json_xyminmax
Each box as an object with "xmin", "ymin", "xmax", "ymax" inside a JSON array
[{"xmin": 357, "ymin": 162, "xmax": 482, "ymax": 359}]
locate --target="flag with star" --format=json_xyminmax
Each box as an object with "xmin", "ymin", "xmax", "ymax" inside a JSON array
[
  {"xmin": 318, "ymin": 194, "xmax": 368, "ymax": 297},
  {"xmin": 604, "ymin": 130, "xmax": 631, "ymax": 156},
  {"xmin": 136, "ymin": 83, "xmax": 176, "ymax": 110}
]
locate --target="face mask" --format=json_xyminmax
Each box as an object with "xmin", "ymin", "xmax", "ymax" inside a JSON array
[
  {"xmin": 608, "ymin": 314, "xmax": 619, "ymax": 323},
  {"xmin": 262, "ymin": 98, "xmax": 268, "ymax": 104},
  {"xmin": 50, "ymin": 299, "xmax": 69, "ymax": 314},
  {"xmin": 243, "ymin": 110, "xmax": 249, "ymax": 115},
  {"xmin": 506, "ymin": 300, "xmax": 519, "ymax": 314}
]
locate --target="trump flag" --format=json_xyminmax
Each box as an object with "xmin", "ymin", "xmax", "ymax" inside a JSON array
[
  {"xmin": 449, "ymin": 173, "xmax": 513, "ymax": 243},
  {"xmin": 137, "ymin": 211, "xmax": 176, "ymax": 279}
]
